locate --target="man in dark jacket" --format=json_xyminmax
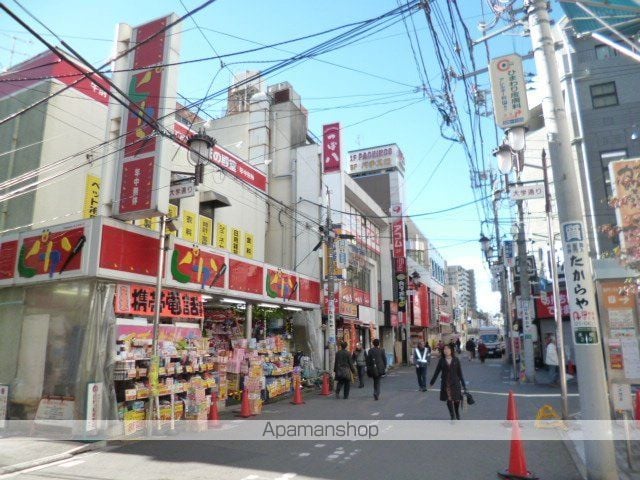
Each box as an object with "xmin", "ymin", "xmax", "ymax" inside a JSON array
[
  {"xmin": 333, "ymin": 341, "xmax": 356, "ymax": 399},
  {"xmin": 366, "ymin": 338, "xmax": 387, "ymax": 400}
]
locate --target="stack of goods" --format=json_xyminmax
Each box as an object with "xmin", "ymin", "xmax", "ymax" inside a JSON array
[
  {"xmin": 246, "ymin": 356, "xmax": 264, "ymax": 415},
  {"xmin": 120, "ymin": 400, "xmax": 146, "ymax": 436},
  {"xmin": 185, "ymin": 376, "xmax": 208, "ymax": 431}
]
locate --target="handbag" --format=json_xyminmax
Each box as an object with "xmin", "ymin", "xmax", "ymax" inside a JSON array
[
  {"xmin": 367, "ymin": 352, "xmax": 379, "ymax": 378},
  {"xmin": 465, "ymin": 391, "xmax": 475, "ymax": 405},
  {"xmin": 337, "ymin": 365, "xmax": 351, "ymax": 381}
]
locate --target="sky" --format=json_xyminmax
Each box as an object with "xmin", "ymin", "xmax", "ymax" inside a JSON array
[{"xmin": 0, "ymin": 0, "xmax": 562, "ymax": 314}]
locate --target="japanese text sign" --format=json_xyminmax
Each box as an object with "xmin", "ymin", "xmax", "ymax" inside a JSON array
[
  {"xmin": 322, "ymin": 123, "xmax": 341, "ymax": 173},
  {"xmin": 115, "ymin": 283, "xmax": 204, "ymax": 319},
  {"xmin": 509, "ymin": 183, "xmax": 545, "ymax": 201},
  {"xmin": 489, "ymin": 53, "xmax": 530, "ymax": 129}
]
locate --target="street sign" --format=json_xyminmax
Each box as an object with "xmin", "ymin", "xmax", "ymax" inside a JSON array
[
  {"xmin": 503, "ymin": 240, "xmax": 515, "ymax": 267},
  {"xmin": 509, "ymin": 183, "xmax": 545, "ymax": 201},
  {"xmin": 169, "ymin": 181, "xmax": 195, "ymax": 200},
  {"xmin": 489, "ymin": 53, "xmax": 530, "ymax": 129},
  {"xmin": 335, "ymin": 239, "xmax": 349, "ymax": 269},
  {"xmin": 561, "ymin": 221, "xmax": 600, "ymax": 345},
  {"xmin": 515, "ymin": 255, "xmax": 537, "ymax": 280}
]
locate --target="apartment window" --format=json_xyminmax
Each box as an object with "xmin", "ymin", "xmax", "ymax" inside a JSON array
[
  {"xmin": 590, "ymin": 82, "xmax": 618, "ymax": 109},
  {"xmin": 595, "ymin": 44, "xmax": 618, "ymax": 60},
  {"xmin": 600, "ymin": 149, "xmax": 627, "ymax": 200}
]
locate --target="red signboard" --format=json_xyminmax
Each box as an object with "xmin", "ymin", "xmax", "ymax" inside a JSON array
[
  {"xmin": 392, "ymin": 219, "xmax": 405, "ymax": 258},
  {"xmin": 99, "ymin": 224, "xmax": 159, "ymax": 278},
  {"xmin": 412, "ymin": 287, "xmax": 421, "ymax": 326},
  {"xmin": 535, "ymin": 291, "xmax": 570, "ymax": 319},
  {"xmin": 17, "ymin": 227, "xmax": 85, "ymax": 279},
  {"xmin": 419, "ymin": 285, "xmax": 430, "ymax": 327},
  {"xmin": 266, "ymin": 268, "xmax": 298, "ymax": 301},
  {"xmin": 115, "ymin": 283, "xmax": 203, "ymax": 319},
  {"xmin": 322, "ymin": 123, "xmax": 341, "ymax": 173},
  {"xmin": 0, "ymin": 239, "xmax": 18, "ymax": 280},
  {"xmin": 169, "ymin": 243, "xmax": 226, "ymax": 289},
  {"xmin": 298, "ymin": 277, "xmax": 320, "ymax": 304},
  {"xmin": 174, "ymin": 123, "xmax": 268, "ymax": 192},
  {"xmin": 228, "ymin": 259, "xmax": 263, "ymax": 295},
  {"xmin": 114, "ymin": 15, "xmax": 176, "ymax": 220}
]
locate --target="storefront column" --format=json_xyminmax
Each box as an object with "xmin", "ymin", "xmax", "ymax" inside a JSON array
[{"xmin": 245, "ymin": 303, "xmax": 253, "ymax": 340}]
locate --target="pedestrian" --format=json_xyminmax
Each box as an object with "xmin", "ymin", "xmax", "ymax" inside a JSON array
[
  {"xmin": 455, "ymin": 337, "xmax": 461, "ymax": 354},
  {"xmin": 366, "ymin": 338, "xmax": 387, "ymax": 400},
  {"xmin": 429, "ymin": 344, "xmax": 468, "ymax": 420},
  {"xmin": 413, "ymin": 340, "xmax": 431, "ymax": 391},
  {"xmin": 545, "ymin": 336, "xmax": 560, "ymax": 386},
  {"xmin": 477, "ymin": 340, "xmax": 488, "ymax": 363},
  {"xmin": 333, "ymin": 341, "xmax": 356, "ymax": 399},
  {"xmin": 465, "ymin": 337, "xmax": 476, "ymax": 361},
  {"xmin": 352, "ymin": 342, "xmax": 367, "ymax": 388}
]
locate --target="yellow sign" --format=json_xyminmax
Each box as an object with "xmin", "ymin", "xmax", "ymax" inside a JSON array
[
  {"xmin": 244, "ymin": 232, "xmax": 254, "ymax": 259},
  {"xmin": 199, "ymin": 216, "xmax": 213, "ymax": 246},
  {"xmin": 216, "ymin": 222, "xmax": 228, "ymax": 250},
  {"xmin": 182, "ymin": 210, "xmax": 197, "ymax": 242},
  {"xmin": 168, "ymin": 204, "xmax": 178, "ymax": 236},
  {"xmin": 534, "ymin": 404, "xmax": 566, "ymax": 430},
  {"xmin": 82, "ymin": 174, "xmax": 100, "ymax": 218},
  {"xmin": 139, "ymin": 217, "xmax": 158, "ymax": 231},
  {"xmin": 231, "ymin": 227, "xmax": 241, "ymax": 255}
]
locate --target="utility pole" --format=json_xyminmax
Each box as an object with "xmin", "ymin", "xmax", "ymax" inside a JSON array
[
  {"xmin": 326, "ymin": 187, "xmax": 337, "ymax": 374},
  {"xmin": 492, "ymin": 189, "xmax": 511, "ymax": 367},
  {"xmin": 526, "ymin": 1, "xmax": 616, "ymax": 477},
  {"xmin": 516, "ymin": 199, "xmax": 535, "ymax": 382}
]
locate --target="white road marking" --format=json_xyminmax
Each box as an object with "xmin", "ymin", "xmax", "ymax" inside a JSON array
[
  {"xmin": 58, "ymin": 460, "xmax": 85, "ymax": 469},
  {"xmin": 468, "ymin": 389, "xmax": 579, "ymax": 397},
  {"xmin": 298, "ymin": 452, "xmax": 310, "ymax": 457},
  {"xmin": 395, "ymin": 413, "xmax": 405, "ymax": 418},
  {"xmin": 327, "ymin": 454, "xmax": 339, "ymax": 459},
  {"xmin": 371, "ymin": 412, "xmax": 380, "ymax": 416},
  {"xmin": 314, "ymin": 443, "xmax": 325, "ymax": 448}
]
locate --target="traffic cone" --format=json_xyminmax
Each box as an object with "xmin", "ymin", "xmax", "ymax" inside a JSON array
[
  {"xmin": 235, "ymin": 388, "xmax": 252, "ymax": 418},
  {"xmin": 498, "ymin": 420, "xmax": 538, "ymax": 479},
  {"xmin": 291, "ymin": 379, "xmax": 305, "ymax": 405},
  {"xmin": 208, "ymin": 392, "xmax": 220, "ymax": 428},
  {"xmin": 567, "ymin": 359, "xmax": 576, "ymax": 375},
  {"xmin": 320, "ymin": 372, "xmax": 331, "ymax": 396},
  {"xmin": 507, "ymin": 390, "xmax": 519, "ymax": 421}
]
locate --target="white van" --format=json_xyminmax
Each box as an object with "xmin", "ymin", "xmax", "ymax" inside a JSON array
[{"xmin": 478, "ymin": 326, "xmax": 505, "ymax": 358}]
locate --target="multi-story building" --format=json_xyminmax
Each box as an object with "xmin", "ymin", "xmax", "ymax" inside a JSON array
[{"xmin": 446, "ymin": 266, "xmax": 477, "ymax": 314}]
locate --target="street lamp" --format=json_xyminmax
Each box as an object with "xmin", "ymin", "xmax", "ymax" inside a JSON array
[
  {"xmin": 187, "ymin": 129, "xmax": 215, "ymax": 185},
  {"xmin": 479, "ymin": 233, "xmax": 491, "ymax": 256}
]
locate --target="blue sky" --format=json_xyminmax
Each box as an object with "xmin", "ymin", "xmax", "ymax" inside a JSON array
[{"xmin": 0, "ymin": 1, "xmax": 561, "ymax": 313}]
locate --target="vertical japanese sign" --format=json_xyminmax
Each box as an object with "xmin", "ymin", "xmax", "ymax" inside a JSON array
[
  {"xmin": 322, "ymin": 123, "xmax": 341, "ymax": 173},
  {"xmin": 85, "ymin": 382, "xmax": 103, "ymax": 433},
  {"xmin": 391, "ymin": 204, "xmax": 405, "ymax": 258},
  {"xmin": 561, "ymin": 222, "xmax": 600, "ymax": 345},
  {"xmin": 83, "ymin": 174, "xmax": 100, "ymax": 219},
  {"xmin": 112, "ymin": 15, "xmax": 180, "ymax": 220},
  {"xmin": 489, "ymin": 53, "xmax": 530, "ymax": 129},
  {"xmin": 231, "ymin": 227, "xmax": 241, "ymax": 255},
  {"xmin": 168, "ymin": 204, "xmax": 178, "ymax": 236},
  {"xmin": 182, "ymin": 210, "xmax": 196, "ymax": 242},
  {"xmin": 198, "ymin": 216, "xmax": 212, "ymax": 245},
  {"xmin": 609, "ymin": 158, "xmax": 640, "ymax": 263},
  {"xmin": 244, "ymin": 232, "xmax": 254, "ymax": 259},
  {"xmin": 395, "ymin": 256, "xmax": 407, "ymax": 313},
  {"xmin": 216, "ymin": 222, "xmax": 227, "ymax": 250},
  {"xmin": 503, "ymin": 240, "xmax": 515, "ymax": 267},
  {"xmin": 0, "ymin": 384, "xmax": 7, "ymax": 429}
]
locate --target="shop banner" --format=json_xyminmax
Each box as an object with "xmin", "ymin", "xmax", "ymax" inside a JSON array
[
  {"xmin": 113, "ymin": 15, "xmax": 179, "ymax": 220},
  {"xmin": 489, "ymin": 53, "xmax": 530, "ymax": 129},
  {"xmin": 244, "ymin": 232, "xmax": 255, "ymax": 259},
  {"xmin": 199, "ymin": 216, "xmax": 213, "ymax": 246},
  {"xmin": 83, "ymin": 174, "xmax": 100, "ymax": 219},
  {"xmin": 167, "ymin": 240, "xmax": 227, "ymax": 290},
  {"xmin": 395, "ymin": 256, "xmax": 407, "ymax": 312},
  {"xmin": 265, "ymin": 268, "xmax": 298, "ymax": 301},
  {"xmin": 15, "ymin": 222, "xmax": 88, "ymax": 283},
  {"xmin": 182, "ymin": 210, "xmax": 197, "ymax": 242},
  {"xmin": 216, "ymin": 222, "xmax": 228, "ymax": 250},
  {"xmin": 115, "ymin": 283, "xmax": 204, "ymax": 319},
  {"xmin": 0, "ymin": 385, "xmax": 7, "ymax": 429},
  {"xmin": 609, "ymin": 158, "xmax": 640, "ymax": 259},
  {"xmin": 536, "ymin": 290, "xmax": 570, "ymax": 319},
  {"xmin": 85, "ymin": 382, "xmax": 103, "ymax": 433},
  {"xmin": 322, "ymin": 123, "xmax": 341, "ymax": 173},
  {"xmin": 229, "ymin": 259, "xmax": 263, "ymax": 295},
  {"xmin": 339, "ymin": 301, "xmax": 358, "ymax": 318},
  {"xmin": 231, "ymin": 227, "xmax": 241, "ymax": 255},
  {"xmin": 418, "ymin": 284, "xmax": 430, "ymax": 327},
  {"xmin": 298, "ymin": 277, "xmax": 320, "ymax": 304},
  {"xmin": 98, "ymin": 222, "xmax": 159, "ymax": 283},
  {"xmin": 0, "ymin": 236, "xmax": 18, "ymax": 285},
  {"xmin": 392, "ymin": 219, "xmax": 405, "ymax": 258},
  {"xmin": 116, "ymin": 319, "xmax": 202, "ymax": 342},
  {"xmin": 602, "ymin": 281, "xmax": 634, "ymax": 310}
]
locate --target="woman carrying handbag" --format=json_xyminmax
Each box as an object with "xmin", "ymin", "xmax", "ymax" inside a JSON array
[{"xmin": 429, "ymin": 344, "xmax": 469, "ymax": 420}]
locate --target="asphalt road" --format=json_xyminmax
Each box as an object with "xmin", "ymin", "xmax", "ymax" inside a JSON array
[{"xmin": 7, "ymin": 359, "xmax": 585, "ymax": 480}]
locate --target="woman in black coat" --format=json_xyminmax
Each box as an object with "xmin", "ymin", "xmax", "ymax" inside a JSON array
[{"xmin": 429, "ymin": 344, "xmax": 467, "ymax": 420}]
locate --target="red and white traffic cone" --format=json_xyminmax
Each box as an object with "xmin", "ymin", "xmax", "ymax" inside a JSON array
[
  {"xmin": 320, "ymin": 372, "xmax": 331, "ymax": 396},
  {"xmin": 235, "ymin": 388, "xmax": 252, "ymax": 418},
  {"xmin": 507, "ymin": 390, "xmax": 519, "ymax": 421},
  {"xmin": 208, "ymin": 392, "xmax": 220, "ymax": 428},
  {"xmin": 291, "ymin": 379, "xmax": 305, "ymax": 405},
  {"xmin": 498, "ymin": 419, "xmax": 538, "ymax": 479}
]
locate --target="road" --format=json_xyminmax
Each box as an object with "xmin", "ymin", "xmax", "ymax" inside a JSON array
[{"xmin": 6, "ymin": 359, "xmax": 585, "ymax": 480}]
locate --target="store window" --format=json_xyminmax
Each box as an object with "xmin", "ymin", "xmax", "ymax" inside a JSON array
[
  {"xmin": 600, "ymin": 149, "xmax": 627, "ymax": 199},
  {"xmin": 595, "ymin": 44, "xmax": 618, "ymax": 61},
  {"xmin": 590, "ymin": 82, "xmax": 618, "ymax": 109}
]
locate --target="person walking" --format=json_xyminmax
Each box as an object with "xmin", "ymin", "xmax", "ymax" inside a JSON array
[
  {"xmin": 333, "ymin": 341, "xmax": 356, "ymax": 399},
  {"xmin": 477, "ymin": 340, "xmax": 488, "ymax": 363},
  {"xmin": 465, "ymin": 338, "xmax": 476, "ymax": 361},
  {"xmin": 367, "ymin": 338, "xmax": 387, "ymax": 400},
  {"xmin": 455, "ymin": 337, "xmax": 461, "ymax": 355},
  {"xmin": 413, "ymin": 340, "xmax": 431, "ymax": 391},
  {"xmin": 429, "ymin": 344, "xmax": 467, "ymax": 420},
  {"xmin": 545, "ymin": 336, "xmax": 560, "ymax": 386},
  {"xmin": 352, "ymin": 342, "xmax": 367, "ymax": 388}
]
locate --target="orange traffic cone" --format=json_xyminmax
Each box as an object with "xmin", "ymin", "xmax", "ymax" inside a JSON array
[
  {"xmin": 320, "ymin": 372, "xmax": 331, "ymax": 396},
  {"xmin": 235, "ymin": 388, "xmax": 252, "ymax": 418},
  {"xmin": 291, "ymin": 379, "xmax": 305, "ymax": 405},
  {"xmin": 498, "ymin": 420, "xmax": 538, "ymax": 479},
  {"xmin": 507, "ymin": 390, "xmax": 519, "ymax": 421},
  {"xmin": 208, "ymin": 392, "xmax": 220, "ymax": 428}
]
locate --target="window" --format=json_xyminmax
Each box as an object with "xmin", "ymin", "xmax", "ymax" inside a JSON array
[
  {"xmin": 600, "ymin": 149, "xmax": 627, "ymax": 199},
  {"xmin": 595, "ymin": 44, "xmax": 618, "ymax": 61},
  {"xmin": 590, "ymin": 82, "xmax": 618, "ymax": 108}
]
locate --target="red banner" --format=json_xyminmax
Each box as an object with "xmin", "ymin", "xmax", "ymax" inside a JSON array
[
  {"xmin": 115, "ymin": 283, "xmax": 203, "ymax": 319},
  {"xmin": 419, "ymin": 285, "xmax": 430, "ymax": 327},
  {"xmin": 99, "ymin": 224, "xmax": 159, "ymax": 278},
  {"xmin": 298, "ymin": 277, "xmax": 320, "ymax": 304},
  {"xmin": 18, "ymin": 227, "xmax": 85, "ymax": 279},
  {"xmin": 322, "ymin": 123, "xmax": 341, "ymax": 173},
  {"xmin": 169, "ymin": 243, "xmax": 226, "ymax": 289},
  {"xmin": 228, "ymin": 259, "xmax": 263, "ymax": 295},
  {"xmin": 266, "ymin": 268, "xmax": 298, "ymax": 301},
  {"xmin": 535, "ymin": 291, "xmax": 570, "ymax": 319},
  {"xmin": 392, "ymin": 219, "xmax": 405, "ymax": 258},
  {"xmin": 0, "ymin": 239, "xmax": 18, "ymax": 280}
]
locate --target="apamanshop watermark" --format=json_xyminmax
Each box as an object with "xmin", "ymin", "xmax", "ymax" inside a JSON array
[{"xmin": 262, "ymin": 421, "xmax": 379, "ymax": 440}]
